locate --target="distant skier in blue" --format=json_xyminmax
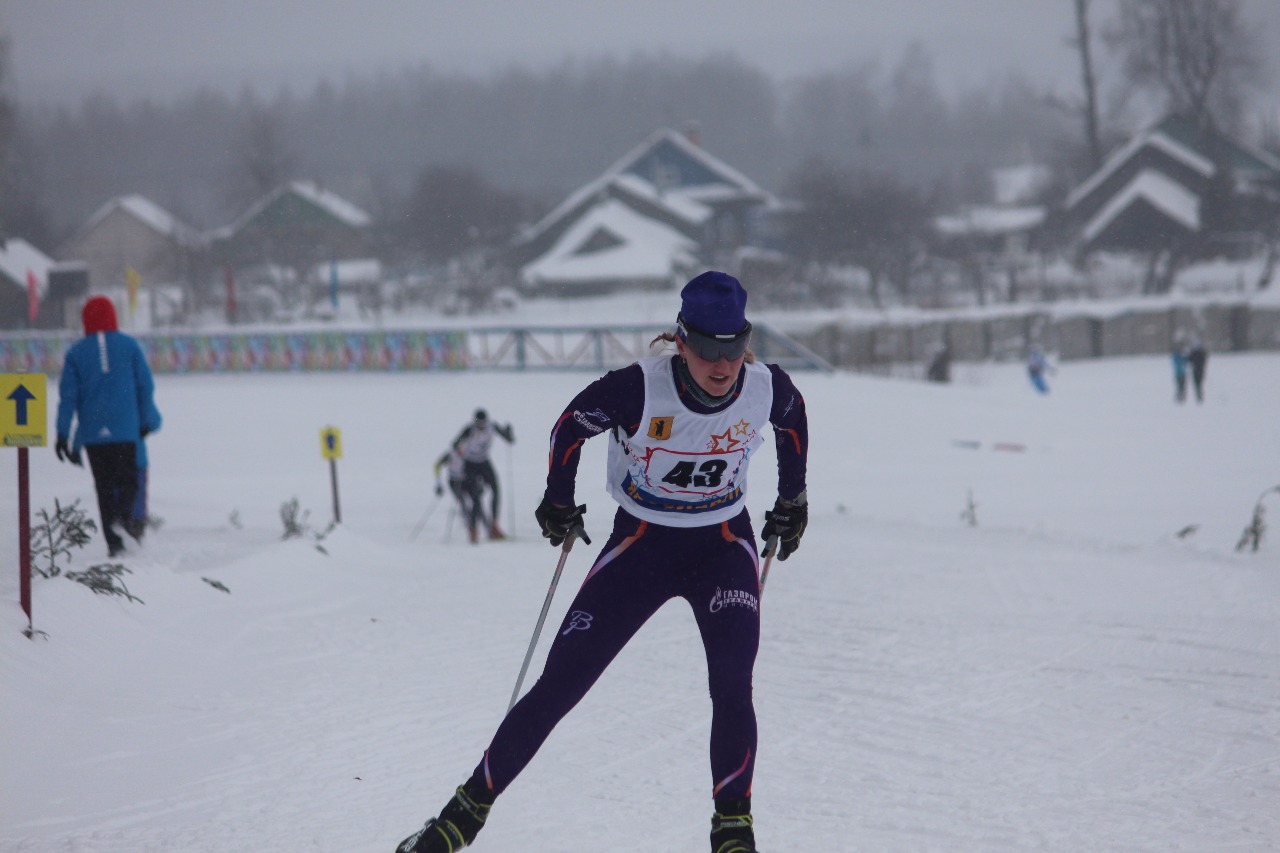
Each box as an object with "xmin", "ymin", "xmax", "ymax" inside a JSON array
[
  {"xmin": 1026, "ymin": 344, "xmax": 1053, "ymax": 394},
  {"xmin": 394, "ymin": 271, "xmax": 809, "ymax": 853}
]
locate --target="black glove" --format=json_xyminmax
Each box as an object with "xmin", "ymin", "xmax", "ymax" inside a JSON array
[
  {"xmin": 140, "ymin": 426, "xmax": 151, "ymax": 439},
  {"xmin": 535, "ymin": 496, "xmax": 590, "ymax": 547},
  {"xmin": 435, "ymin": 482, "xmax": 444, "ymax": 497},
  {"xmin": 761, "ymin": 494, "xmax": 807, "ymax": 561},
  {"xmin": 55, "ymin": 436, "xmax": 83, "ymax": 467}
]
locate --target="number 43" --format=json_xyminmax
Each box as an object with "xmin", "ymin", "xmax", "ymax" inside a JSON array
[{"xmin": 661, "ymin": 459, "xmax": 729, "ymax": 488}]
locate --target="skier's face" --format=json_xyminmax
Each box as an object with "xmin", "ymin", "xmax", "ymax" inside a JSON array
[{"xmin": 678, "ymin": 339, "xmax": 745, "ymax": 397}]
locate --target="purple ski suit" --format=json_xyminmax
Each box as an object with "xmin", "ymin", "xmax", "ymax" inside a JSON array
[{"xmin": 467, "ymin": 354, "xmax": 808, "ymax": 804}]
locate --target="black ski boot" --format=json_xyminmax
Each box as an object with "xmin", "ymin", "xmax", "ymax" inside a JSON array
[
  {"xmin": 711, "ymin": 797, "xmax": 756, "ymax": 853},
  {"xmin": 395, "ymin": 782, "xmax": 493, "ymax": 853}
]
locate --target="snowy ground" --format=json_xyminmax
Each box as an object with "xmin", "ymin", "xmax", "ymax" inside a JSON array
[{"xmin": 1, "ymin": 352, "xmax": 1278, "ymax": 852}]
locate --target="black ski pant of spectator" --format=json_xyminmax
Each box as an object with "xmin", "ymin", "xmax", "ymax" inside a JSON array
[
  {"xmin": 463, "ymin": 459, "xmax": 500, "ymax": 532},
  {"xmin": 85, "ymin": 442, "xmax": 139, "ymax": 553},
  {"xmin": 1190, "ymin": 361, "xmax": 1207, "ymax": 402}
]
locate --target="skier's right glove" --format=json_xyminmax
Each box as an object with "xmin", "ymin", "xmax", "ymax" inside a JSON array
[
  {"xmin": 55, "ymin": 436, "xmax": 83, "ymax": 467},
  {"xmin": 761, "ymin": 493, "xmax": 807, "ymax": 561},
  {"xmin": 535, "ymin": 496, "xmax": 590, "ymax": 547},
  {"xmin": 435, "ymin": 482, "xmax": 444, "ymax": 497}
]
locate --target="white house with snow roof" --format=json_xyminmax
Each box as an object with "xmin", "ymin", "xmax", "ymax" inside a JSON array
[
  {"xmin": 58, "ymin": 194, "xmax": 203, "ymax": 293},
  {"xmin": 0, "ymin": 238, "xmax": 56, "ymax": 329},
  {"xmin": 510, "ymin": 127, "xmax": 779, "ymax": 294}
]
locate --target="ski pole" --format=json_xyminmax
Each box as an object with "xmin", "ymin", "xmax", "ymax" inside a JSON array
[
  {"xmin": 505, "ymin": 442, "xmax": 516, "ymax": 537},
  {"xmin": 507, "ymin": 525, "xmax": 586, "ymax": 713},
  {"xmin": 409, "ymin": 495, "xmax": 443, "ymax": 541},
  {"xmin": 759, "ymin": 535, "xmax": 779, "ymax": 593}
]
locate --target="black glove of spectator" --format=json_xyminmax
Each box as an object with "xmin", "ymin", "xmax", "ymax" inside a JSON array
[
  {"xmin": 535, "ymin": 496, "xmax": 590, "ymax": 547},
  {"xmin": 140, "ymin": 426, "xmax": 151, "ymax": 439},
  {"xmin": 761, "ymin": 493, "xmax": 807, "ymax": 561},
  {"xmin": 55, "ymin": 436, "xmax": 83, "ymax": 467}
]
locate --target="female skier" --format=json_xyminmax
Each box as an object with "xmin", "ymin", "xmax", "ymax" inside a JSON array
[{"xmin": 394, "ymin": 270, "xmax": 809, "ymax": 853}]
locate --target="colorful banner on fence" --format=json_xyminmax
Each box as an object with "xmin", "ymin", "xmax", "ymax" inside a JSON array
[{"xmin": 0, "ymin": 329, "xmax": 470, "ymax": 375}]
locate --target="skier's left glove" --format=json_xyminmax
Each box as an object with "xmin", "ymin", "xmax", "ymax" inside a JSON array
[
  {"xmin": 761, "ymin": 493, "xmax": 807, "ymax": 561},
  {"xmin": 55, "ymin": 436, "xmax": 83, "ymax": 467},
  {"xmin": 535, "ymin": 496, "xmax": 590, "ymax": 547}
]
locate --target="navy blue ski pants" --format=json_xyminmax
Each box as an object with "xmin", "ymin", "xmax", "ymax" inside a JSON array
[{"xmin": 470, "ymin": 507, "xmax": 762, "ymax": 802}]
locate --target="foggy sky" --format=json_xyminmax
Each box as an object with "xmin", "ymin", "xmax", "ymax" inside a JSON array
[{"xmin": 4, "ymin": 1, "xmax": 1279, "ymax": 110}]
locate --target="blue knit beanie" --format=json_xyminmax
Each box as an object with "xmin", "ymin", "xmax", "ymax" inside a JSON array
[{"xmin": 679, "ymin": 271, "xmax": 748, "ymax": 335}]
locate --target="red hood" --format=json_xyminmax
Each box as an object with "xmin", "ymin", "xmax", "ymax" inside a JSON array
[{"xmin": 82, "ymin": 296, "xmax": 119, "ymax": 334}]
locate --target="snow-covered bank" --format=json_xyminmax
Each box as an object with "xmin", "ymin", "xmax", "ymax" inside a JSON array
[{"xmin": 2, "ymin": 354, "xmax": 1278, "ymax": 851}]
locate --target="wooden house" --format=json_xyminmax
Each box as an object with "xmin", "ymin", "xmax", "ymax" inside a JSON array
[
  {"xmin": 57, "ymin": 195, "xmax": 203, "ymax": 292},
  {"xmin": 1059, "ymin": 114, "xmax": 1280, "ymax": 256},
  {"xmin": 510, "ymin": 127, "xmax": 778, "ymax": 294},
  {"xmin": 209, "ymin": 181, "xmax": 373, "ymax": 285}
]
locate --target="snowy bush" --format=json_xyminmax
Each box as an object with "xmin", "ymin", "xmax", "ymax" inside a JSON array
[
  {"xmin": 1236, "ymin": 486, "xmax": 1280, "ymax": 554},
  {"xmin": 29, "ymin": 499, "xmax": 97, "ymax": 579},
  {"xmin": 280, "ymin": 497, "xmax": 311, "ymax": 539},
  {"xmin": 65, "ymin": 564, "xmax": 143, "ymax": 604}
]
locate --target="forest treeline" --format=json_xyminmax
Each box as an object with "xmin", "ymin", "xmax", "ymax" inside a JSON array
[{"xmin": 7, "ymin": 47, "xmax": 1084, "ymax": 249}]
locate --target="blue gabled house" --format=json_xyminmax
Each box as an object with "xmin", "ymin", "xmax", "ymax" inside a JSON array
[{"xmin": 511, "ymin": 127, "xmax": 779, "ymax": 294}]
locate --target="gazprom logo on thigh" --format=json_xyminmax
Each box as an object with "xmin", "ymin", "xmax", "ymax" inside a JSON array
[{"xmin": 710, "ymin": 587, "xmax": 758, "ymax": 614}]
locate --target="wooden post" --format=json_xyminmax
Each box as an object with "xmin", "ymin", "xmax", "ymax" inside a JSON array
[{"xmin": 18, "ymin": 447, "xmax": 32, "ymax": 630}]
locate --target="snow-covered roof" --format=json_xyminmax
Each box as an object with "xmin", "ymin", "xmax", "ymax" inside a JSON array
[
  {"xmin": 0, "ymin": 238, "xmax": 55, "ymax": 295},
  {"xmin": 521, "ymin": 197, "xmax": 698, "ymax": 286},
  {"xmin": 1081, "ymin": 169, "xmax": 1200, "ymax": 244},
  {"xmin": 309, "ymin": 258, "xmax": 383, "ymax": 284},
  {"xmin": 518, "ymin": 127, "xmax": 771, "ymax": 245},
  {"xmin": 289, "ymin": 181, "xmax": 372, "ymax": 228},
  {"xmin": 215, "ymin": 181, "xmax": 372, "ymax": 240},
  {"xmin": 935, "ymin": 205, "xmax": 1046, "ymax": 237},
  {"xmin": 80, "ymin": 195, "xmax": 203, "ymax": 247},
  {"xmin": 993, "ymin": 165, "xmax": 1051, "ymax": 206},
  {"xmin": 1066, "ymin": 125, "xmax": 1216, "ymax": 210}
]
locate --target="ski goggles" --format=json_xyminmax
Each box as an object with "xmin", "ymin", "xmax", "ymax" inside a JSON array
[{"xmin": 676, "ymin": 314, "xmax": 753, "ymax": 362}]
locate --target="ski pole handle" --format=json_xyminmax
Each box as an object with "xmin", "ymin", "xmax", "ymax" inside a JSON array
[{"xmin": 566, "ymin": 523, "xmax": 590, "ymax": 548}]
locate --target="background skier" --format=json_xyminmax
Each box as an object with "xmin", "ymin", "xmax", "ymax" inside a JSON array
[
  {"xmin": 451, "ymin": 408, "xmax": 514, "ymax": 541},
  {"xmin": 433, "ymin": 445, "xmax": 484, "ymax": 537}
]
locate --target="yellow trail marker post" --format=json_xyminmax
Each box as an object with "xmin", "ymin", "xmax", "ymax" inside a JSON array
[
  {"xmin": 3, "ymin": 373, "xmax": 49, "ymax": 634},
  {"xmin": 320, "ymin": 426, "xmax": 343, "ymax": 524}
]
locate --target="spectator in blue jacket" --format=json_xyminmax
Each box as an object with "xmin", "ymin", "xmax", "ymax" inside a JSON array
[{"xmin": 55, "ymin": 295, "xmax": 162, "ymax": 556}]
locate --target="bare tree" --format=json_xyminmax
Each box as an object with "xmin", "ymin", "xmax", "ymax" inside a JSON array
[
  {"xmin": 1072, "ymin": 0, "xmax": 1105, "ymax": 168},
  {"xmin": 235, "ymin": 96, "xmax": 297, "ymax": 203},
  {"xmin": 1104, "ymin": 0, "xmax": 1262, "ymax": 130},
  {"xmin": 782, "ymin": 158, "xmax": 933, "ymax": 308}
]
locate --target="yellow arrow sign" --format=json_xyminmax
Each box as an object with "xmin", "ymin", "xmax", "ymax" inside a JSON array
[
  {"xmin": 2, "ymin": 373, "xmax": 48, "ymax": 448},
  {"xmin": 320, "ymin": 426, "xmax": 343, "ymax": 460}
]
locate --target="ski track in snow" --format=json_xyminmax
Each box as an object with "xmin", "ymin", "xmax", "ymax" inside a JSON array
[{"xmin": 1, "ymin": 354, "xmax": 1279, "ymax": 852}]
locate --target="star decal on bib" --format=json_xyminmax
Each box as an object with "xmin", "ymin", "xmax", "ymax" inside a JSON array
[
  {"xmin": 709, "ymin": 428, "xmax": 742, "ymax": 452},
  {"xmin": 733, "ymin": 418, "xmax": 751, "ymax": 436}
]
